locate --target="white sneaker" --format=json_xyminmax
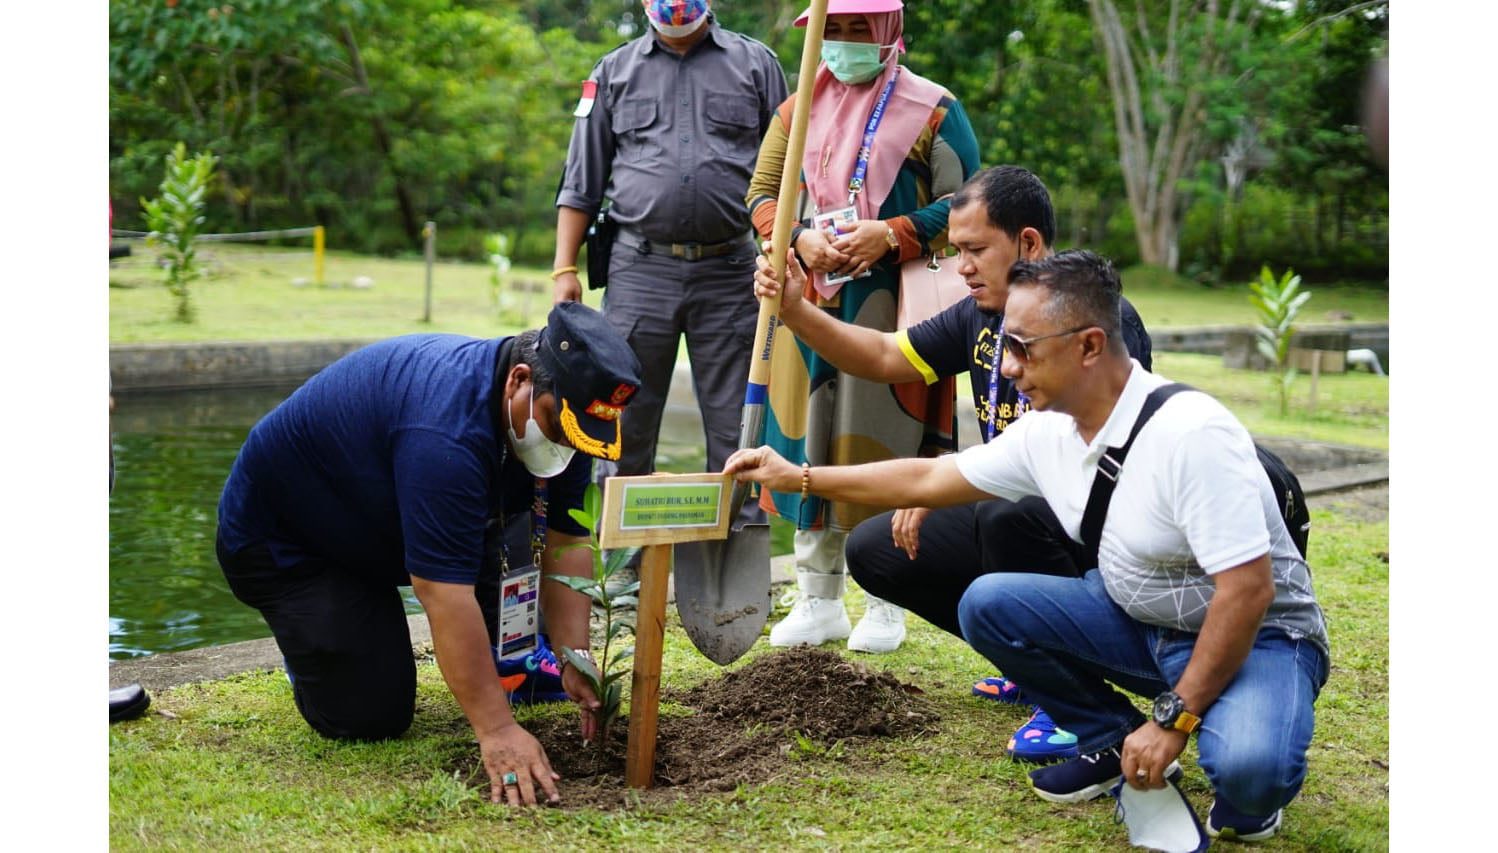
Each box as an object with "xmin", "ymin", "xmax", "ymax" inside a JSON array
[
  {"xmin": 847, "ymin": 596, "xmax": 906, "ymax": 653},
  {"xmin": 768, "ymin": 595, "xmax": 852, "ymax": 647}
]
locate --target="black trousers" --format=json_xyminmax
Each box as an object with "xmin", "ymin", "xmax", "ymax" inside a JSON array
[
  {"xmin": 845, "ymin": 496, "xmax": 1088, "ymax": 638},
  {"xmin": 216, "ymin": 516, "xmax": 528, "ymax": 741}
]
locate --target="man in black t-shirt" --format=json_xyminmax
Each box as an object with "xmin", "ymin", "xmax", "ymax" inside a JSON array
[{"xmin": 752, "ymin": 166, "xmax": 1153, "ymax": 763}]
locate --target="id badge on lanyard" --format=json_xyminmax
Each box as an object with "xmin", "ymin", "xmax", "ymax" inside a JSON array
[
  {"xmin": 811, "ymin": 69, "xmax": 900, "ymax": 288},
  {"xmin": 494, "ymin": 477, "xmax": 549, "ymax": 662},
  {"xmin": 496, "ymin": 565, "xmax": 541, "ymax": 660}
]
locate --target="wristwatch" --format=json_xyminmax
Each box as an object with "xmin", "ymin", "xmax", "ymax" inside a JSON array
[
  {"xmin": 883, "ymin": 225, "xmax": 900, "ymax": 254},
  {"xmin": 1151, "ymin": 690, "xmax": 1202, "ymax": 734}
]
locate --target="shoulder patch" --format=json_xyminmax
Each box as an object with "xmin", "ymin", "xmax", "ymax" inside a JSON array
[{"xmin": 573, "ymin": 79, "xmax": 598, "ymax": 118}]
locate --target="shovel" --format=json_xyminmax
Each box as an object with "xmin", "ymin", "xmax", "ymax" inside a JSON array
[{"xmin": 674, "ymin": 0, "xmax": 830, "ymax": 665}]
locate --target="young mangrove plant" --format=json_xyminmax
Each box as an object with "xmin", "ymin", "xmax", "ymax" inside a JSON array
[
  {"xmin": 548, "ymin": 483, "xmax": 638, "ymax": 747},
  {"xmin": 142, "ymin": 142, "xmax": 217, "ymax": 323},
  {"xmin": 1249, "ymin": 264, "xmax": 1312, "ymax": 416}
]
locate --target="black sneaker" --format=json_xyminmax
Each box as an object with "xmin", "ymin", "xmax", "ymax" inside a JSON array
[
  {"xmin": 1028, "ymin": 746, "xmax": 1183, "ymax": 804},
  {"xmin": 1206, "ymin": 798, "xmax": 1283, "ymax": 841}
]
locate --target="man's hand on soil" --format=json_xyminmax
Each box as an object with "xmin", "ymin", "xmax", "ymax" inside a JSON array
[{"xmin": 479, "ymin": 722, "xmax": 561, "ymax": 806}]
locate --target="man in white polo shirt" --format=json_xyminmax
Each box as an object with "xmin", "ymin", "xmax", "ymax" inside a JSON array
[{"xmin": 723, "ymin": 250, "xmax": 1329, "ymax": 842}]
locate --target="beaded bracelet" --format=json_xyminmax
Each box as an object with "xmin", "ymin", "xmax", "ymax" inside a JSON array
[{"xmin": 800, "ymin": 462, "xmax": 811, "ymax": 500}]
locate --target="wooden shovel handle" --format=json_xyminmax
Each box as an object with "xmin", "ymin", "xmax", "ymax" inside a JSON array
[{"xmin": 746, "ymin": 0, "xmax": 829, "ymax": 388}]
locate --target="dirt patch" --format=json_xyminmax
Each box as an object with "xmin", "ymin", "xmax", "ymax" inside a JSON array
[
  {"xmin": 1308, "ymin": 482, "xmax": 1388, "ymax": 523},
  {"xmin": 458, "ymin": 647, "xmax": 939, "ymax": 810}
]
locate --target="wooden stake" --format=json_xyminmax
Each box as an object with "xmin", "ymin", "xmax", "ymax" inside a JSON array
[
  {"xmin": 625, "ymin": 543, "xmax": 673, "ymax": 788},
  {"xmin": 1308, "ymin": 349, "xmax": 1322, "ymax": 413}
]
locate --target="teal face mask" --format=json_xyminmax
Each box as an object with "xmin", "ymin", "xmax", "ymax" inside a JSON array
[{"xmin": 821, "ymin": 40, "xmax": 889, "ymax": 85}]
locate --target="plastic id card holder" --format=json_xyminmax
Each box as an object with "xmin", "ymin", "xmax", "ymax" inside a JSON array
[
  {"xmin": 496, "ymin": 566, "xmax": 541, "ymax": 661},
  {"xmin": 812, "ymin": 206, "xmax": 871, "ymax": 286}
]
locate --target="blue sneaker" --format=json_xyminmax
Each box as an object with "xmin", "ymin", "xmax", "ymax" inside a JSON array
[
  {"xmin": 1006, "ymin": 707, "xmax": 1080, "ymax": 763},
  {"xmin": 1029, "ymin": 746, "xmax": 1183, "ymax": 804},
  {"xmin": 494, "ymin": 634, "xmax": 569, "ymax": 704},
  {"xmin": 1206, "ymin": 797, "xmax": 1283, "ymax": 841},
  {"xmin": 972, "ymin": 675, "xmax": 1026, "ymax": 705}
]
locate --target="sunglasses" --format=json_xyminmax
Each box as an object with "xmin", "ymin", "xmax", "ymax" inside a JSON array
[{"xmin": 997, "ymin": 325, "xmax": 1095, "ymax": 364}]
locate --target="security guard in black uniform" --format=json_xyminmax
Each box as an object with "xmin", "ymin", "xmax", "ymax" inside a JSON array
[{"xmin": 550, "ymin": 1, "xmax": 787, "ymax": 526}]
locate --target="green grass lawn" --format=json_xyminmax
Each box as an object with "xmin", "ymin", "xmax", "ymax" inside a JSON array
[
  {"xmin": 109, "ymin": 247, "xmax": 1385, "ymax": 343},
  {"xmin": 108, "ymin": 491, "xmax": 1388, "ymax": 849},
  {"xmin": 1119, "ymin": 264, "xmax": 1390, "ymax": 328},
  {"xmin": 109, "ymin": 246, "xmax": 1388, "ymax": 847},
  {"xmin": 1152, "ymin": 352, "xmax": 1388, "ymax": 451},
  {"xmin": 108, "ymin": 243, "xmax": 604, "ymax": 343}
]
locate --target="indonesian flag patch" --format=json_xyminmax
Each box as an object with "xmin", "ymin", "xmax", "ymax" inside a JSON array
[{"xmin": 573, "ymin": 80, "xmax": 597, "ymax": 118}]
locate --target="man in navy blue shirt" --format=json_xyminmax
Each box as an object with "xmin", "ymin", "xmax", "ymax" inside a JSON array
[
  {"xmin": 753, "ymin": 166, "xmax": 1153, "ymax": 764},
  {"xmin": 216, "ymin": 302, "xmax": 641, "ymax": 807}
]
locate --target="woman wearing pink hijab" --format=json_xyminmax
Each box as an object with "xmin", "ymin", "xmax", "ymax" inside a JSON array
[{"xmin": 745, "ymin": 0, "xmax": 979, "ymax": 655}]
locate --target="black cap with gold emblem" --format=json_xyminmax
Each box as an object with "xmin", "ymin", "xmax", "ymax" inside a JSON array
[{"xmin": 536, "ymin": 301, "xmax": 643, "ymax": 461}]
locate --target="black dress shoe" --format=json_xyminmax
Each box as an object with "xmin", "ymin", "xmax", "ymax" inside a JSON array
[{"xmin": 109, "ymin": 683, "xmax": 151, "ymax": 723}]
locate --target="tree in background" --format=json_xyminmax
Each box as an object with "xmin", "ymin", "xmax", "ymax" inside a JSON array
[
  {"xmin": 110, "ymin": 0, "xmax": 599, "ymax": 258},
  {"xmin": 1086, "ymin": 0, "xmax": 1273, "ymax": 271},
  {"xmin": 109, "ymin": 0, "xmax": 1387, "ymax": 280}
]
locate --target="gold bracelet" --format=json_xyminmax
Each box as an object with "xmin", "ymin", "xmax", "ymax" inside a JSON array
[
  {"xmin": 549, "ymin": 265, "xmax": 579, "ymax": 280},
  {"xmin": 800, "ymin": 462, "xmax": 811, "ymax": 500}
]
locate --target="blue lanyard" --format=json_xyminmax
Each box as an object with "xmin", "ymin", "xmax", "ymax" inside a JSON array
[
  {"xmin": 846, "ymin": 68, "xmax": 901, "ymax": 206},
  {"xmin": 530, "ymin": 478, "xmax": 548, "ymax": 569},
  {"xmin": 495, "ymin": 437, "xmax": 550, "ymax": 574},
  {"xmin": 986, "ymin": 319, "xmax": 1029, "ymax": 442}
]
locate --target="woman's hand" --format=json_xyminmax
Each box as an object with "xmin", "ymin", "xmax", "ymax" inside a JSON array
[
  {"xmin": 793, "ymin": 227, "xmax": 851, "ymax": 274},
  {"xmin": 830, "ymin": 219, "xmax": 896, "ymax": 278}
]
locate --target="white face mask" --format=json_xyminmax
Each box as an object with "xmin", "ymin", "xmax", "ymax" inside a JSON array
[
  {"xmin": 650, "ymin": 13, "xmax": 708, "ymax": 39},
  {"xmin": 507, "ymin": 386, "xmax": 576, "ymax": 478}
]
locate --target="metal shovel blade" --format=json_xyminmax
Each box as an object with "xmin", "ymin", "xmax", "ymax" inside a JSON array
[{"xmin": 674, "ymin": 522, "xmax": 771, "ymax": 665}]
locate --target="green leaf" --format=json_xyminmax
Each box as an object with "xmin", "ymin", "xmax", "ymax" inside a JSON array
[
  {"xmin": 558, "ymin": 646, "xmax": 601, "ymax": 685},
  {"xmin": 567, "ymin": 507, "xmax": 593, "ymax": 530},
  {"xmin": 583, "ymin": 483, "xmax": 602, "ymax": 526},
  {"xmin": 603, "ymin": 546, "xmax": 639, "ymax": 575},
  {"xmin": 546, "ymin": 574, "xmax": 596, "ymax": 594}
]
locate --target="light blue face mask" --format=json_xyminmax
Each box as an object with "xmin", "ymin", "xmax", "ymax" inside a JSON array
[{"xmin": 821, "ymin": 40, "xmax": 891, "ymax": 85}]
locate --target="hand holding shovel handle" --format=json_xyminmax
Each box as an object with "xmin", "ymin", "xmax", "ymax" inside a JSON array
[{"xmin": 733, "ymin": 0, "xmax": 829, "ymax": 515}]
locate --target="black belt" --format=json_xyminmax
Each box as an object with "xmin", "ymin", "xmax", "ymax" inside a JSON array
[{"xmin": 615, "ymin": 227, "xmax": 748, "ymax": 261}]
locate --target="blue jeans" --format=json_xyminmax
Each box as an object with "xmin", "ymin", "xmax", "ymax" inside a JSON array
[{"xmin": 958, "ymin": 569, "xmax": 1329, "ymax": 816}]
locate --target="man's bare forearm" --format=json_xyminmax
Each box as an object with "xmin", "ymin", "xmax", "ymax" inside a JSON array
[
  {"xmin": 412, "ymin": 577, "xmax": 514, "ymax": 738},
  {"xmin": 778, "ymin": 297, "xmax": 923, "ymax": 384},
  {"xmin": 1171, "ymin": 555, "xmax": 1276, "ymax": 715},
  {"xmin": 539, "ymin": 532, "xmax": 593, "ymax": 657},
  {"xmin": 553, "ymin": 206, "xmax": 591, "ymax": 271}
]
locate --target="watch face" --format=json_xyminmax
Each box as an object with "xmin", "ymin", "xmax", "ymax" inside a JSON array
[{"xmin": 1153, "ymin": 692, "xmax": 1180, "ymax": 725}]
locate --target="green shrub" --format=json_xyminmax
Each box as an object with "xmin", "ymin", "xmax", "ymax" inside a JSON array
[{"xmin": 141, "ymin": 142, "xmax": 218, "ymax": 323}]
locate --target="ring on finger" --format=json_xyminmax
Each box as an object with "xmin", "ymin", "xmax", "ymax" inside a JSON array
[
  {"xmin": 502, "ymin": 771, "xmax": 519, "ymax": 786},
  {"xmin": 1135, "ymin": 769, "xmax": 1148, "ymax": 780}
]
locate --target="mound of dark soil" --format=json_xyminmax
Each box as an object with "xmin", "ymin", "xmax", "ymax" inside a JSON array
[
  {"xmin": 678, "ymin": 646, "xmax": 938, "ymax": 740},
  {"xmin": 485, "ymin": 647, "xmax": 939, "ymax": 810}
]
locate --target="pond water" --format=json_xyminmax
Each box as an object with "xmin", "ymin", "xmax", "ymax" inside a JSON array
[{"xmin": 108, "ymin": 384, "xmax": 727, "ymax": 660}]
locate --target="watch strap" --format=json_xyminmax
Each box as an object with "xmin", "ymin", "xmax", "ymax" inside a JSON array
[{"xmin": 1171, "ymin": 708, "xmax": 1202, "ymax": 734}]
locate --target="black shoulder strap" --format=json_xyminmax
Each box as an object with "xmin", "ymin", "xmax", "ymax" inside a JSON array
[{"xmin": 1078, "ymin": 382, "xmax": 1193, "ymax": 568}]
